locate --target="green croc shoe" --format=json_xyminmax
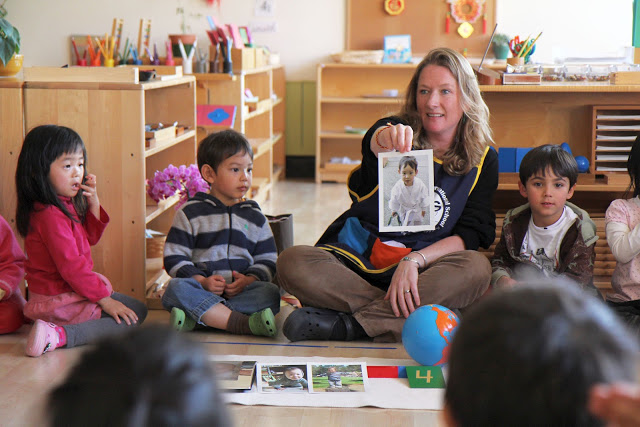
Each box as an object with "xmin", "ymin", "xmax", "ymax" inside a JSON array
[
  {"xmin": 170, "ymin": 307, "xmax": 196, "ymax": 332},
  {"xmin": 248, "ymin": 308, "xmax": 277, "ymax": 337}
]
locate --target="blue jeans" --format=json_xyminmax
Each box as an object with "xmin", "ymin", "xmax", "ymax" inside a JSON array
[{"xmin": 161, "ymin": 278, "xmax": 280, "ymax": 325}]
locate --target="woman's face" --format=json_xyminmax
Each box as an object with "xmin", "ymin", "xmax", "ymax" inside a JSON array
[{"xmin": 416, "ymin": 64, "xmax": 464, "ymax": 146}]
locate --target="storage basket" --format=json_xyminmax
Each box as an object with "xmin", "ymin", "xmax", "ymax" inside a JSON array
[
  {"xmin": 331, "ymin": 50, "xmax": 384, "ymax": 64},
  {"xmin": 146, "ymin": 235, "xmax": 167, "ymax": 259}
]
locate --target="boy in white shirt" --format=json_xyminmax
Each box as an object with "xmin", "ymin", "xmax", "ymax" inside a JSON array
[
  {"xmin": 490, "ymin": 144, "xmax": 600, "ymax": 296},
  {"xmin": 388, "ymin": 155, "xmax": 429, "ymax": 226}
]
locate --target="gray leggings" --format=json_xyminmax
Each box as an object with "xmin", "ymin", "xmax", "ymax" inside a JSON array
[{"xmin": 63, "ymin": 292, "xmax": 148, "ymax": 348}]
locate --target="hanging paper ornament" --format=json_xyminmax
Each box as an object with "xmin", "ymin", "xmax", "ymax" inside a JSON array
[
  {"xmin": 384, "ymin": 0, "xmax": 405, "ymax": 16},
  {"xmin": 447, "ymin": 0, "xmax": 484, "ymax": 24},
  {"xmin": 457, "ymin": 21, "xmax": 474, "ymax": 39}
]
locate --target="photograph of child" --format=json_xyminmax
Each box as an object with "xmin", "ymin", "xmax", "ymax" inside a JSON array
[
  {"xmin": 259, "ymin": 364, "xmax": 309, "ymax": 393},
  {"xmin": 378, "ymin": 149, "xmax": 435, "ymax": 232},
  {"xmin": 309, "ymin": 363, "xmax": 368, "ymax": 393}
]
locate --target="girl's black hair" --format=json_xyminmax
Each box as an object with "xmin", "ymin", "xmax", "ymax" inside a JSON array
[
  {"xmin": 627, "ymin": 134, "xmax": 640, "ymax": 198},
  {"xmin": 15, "ymin": 125, "xmax": 88, "ymax": 237}
]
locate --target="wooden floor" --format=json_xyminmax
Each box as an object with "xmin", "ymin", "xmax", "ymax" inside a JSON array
[{"xmin": 0, "ymin": 179, "xmax": 443, "ymax": 426}]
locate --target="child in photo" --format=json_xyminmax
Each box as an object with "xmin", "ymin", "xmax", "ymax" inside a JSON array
[
  {"xmin": 490, "ymin": 144, "xmax": 599, "ymax": 296},
  {"xmin": 0, "ymin": 214, "xmax": 26, "ymax": 334},
  {"xmin": 162, "ymin": 129, "xmax": 280, "ymax": 337},
  {"xmin": 17, "ymin": 125, "xmax": 147, "ymax": 357},
  {"xmin": 389, "ymin": 155, "xmax": 428, "ymax": 226},
  {"xmin": 326, "ymin": 366, "xmax": 343, "ymax": 388},
  {"xmin": 267, "ymin": 366, "xmax": 308, "ymax": 391},
  {"xmin": 604, "ymin": 135, "xmax": 640, "ymax": 337}
]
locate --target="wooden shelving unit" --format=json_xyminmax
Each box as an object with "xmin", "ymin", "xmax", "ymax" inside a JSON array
[
  {"xmin": 0, "ymin": 78, "xmax": 24, "ymax": 238},
  {"xmin": 21, "ymin": 71, "xmax": 197, "ymax": 307},
  {"xmin": 192, "ymin": 65, "xmax": 286, "ymax": 204},
  {"xmin": 316, "ymin": 63, "xmax": 414, "ymax": 183},
  {"xmin": 591, "ymin": 105, "xmax": 640, "ymax": 173}
]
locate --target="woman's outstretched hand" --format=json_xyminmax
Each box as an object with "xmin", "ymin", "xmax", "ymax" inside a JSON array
[
  {"xmin": 385, "ymin": 260, "xmax": 421, "ymax": 318},
  {"xmin": 372, "ymin": 123, "xmax": 413, "ymax": 154}
]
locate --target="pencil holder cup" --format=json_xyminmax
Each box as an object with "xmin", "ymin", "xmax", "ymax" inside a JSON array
[
  {"xmin": 182, "ymin": 60, "xmax": 193, "ymax": 75},
  {"xmin": 507, "ymin": 57, "xmax": 524, "ymax": 67},
  {"xmin": 223, "ymin": 59, "xmax": 232, "ymax": 74},
  {"xmin": 90, "ymin": 57, "xmax": 101, "ymax": 67},
  {"xmin": 132, "ymin": 59, "xmax": 143, "ymax": 65},
  {"xmin": 194, "ymin": 59, "xmax": 207, "ymax": 73},
  {"xmin": 77, "ymin": 59, "xmax": 87, "ymax": 67},
  {"xmin": 104, "ymin": 59, "xmax": 115, "ymax": 68},
  {"xmin": 209, "ymin": 59, "xmax": 219, "ymax": 73}
]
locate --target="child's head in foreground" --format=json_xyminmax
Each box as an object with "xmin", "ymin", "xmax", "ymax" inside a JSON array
[
  {"xmin": 444, "ymin": 282, "xmax": 638, "ymax": 427},
  {"xmin": 398, "ymin": 155, "xmax": 418, "ymax": 187},
  {"xmin": 284, "ymin": 366, "xmax": 305, "ymax": 380},
  {"xmin": 15, "ymin": 124, "xmax": 88, "ymax": 237},
  {"xmin": 197, "ymin": 129, "xmax": 254, "ymax": 206},
  {"xmin": 517, "ymin": 144, "xmax": 578, "ymax": 226},
  {"xmin": 48, "ymin": 325, "xmax": 230, "ymax": 427}
]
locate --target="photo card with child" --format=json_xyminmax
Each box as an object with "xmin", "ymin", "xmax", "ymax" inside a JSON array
[
  {"xmin": 257, "ymin": 363, "xmax": 310, "ymax": 393},
  {"xmin": 378, "ymin": 149, "xmax": 435, "ymax": 232},
  {"xmin": 308, "ymin": 363, "xmax": 368, "ymax": 393}
]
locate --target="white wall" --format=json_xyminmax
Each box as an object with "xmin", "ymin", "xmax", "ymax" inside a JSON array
[{"xmin": 7, "ymin": 0, "xmax": 634, "ymax": 80}]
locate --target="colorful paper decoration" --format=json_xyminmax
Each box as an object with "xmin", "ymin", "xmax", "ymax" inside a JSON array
[
  {"xmin": 457, "ymin": 21, "xmax": 474, "ymax": 38},
  {"xmin": 384, "ymin": 0, "xmax": 405, "ymax": 16},
  {"xmin": 405, "ymin": 366, "xmax": 446, "ymax": 389},
  {"xmin": 197, "ymin": 105, "xmax": 237, "ymax": 127},
  {"xmin": 447, "ymin": 0, "xmax": 484, "ymax": 24}
]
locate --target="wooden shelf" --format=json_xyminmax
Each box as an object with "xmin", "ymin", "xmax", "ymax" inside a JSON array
[
  {"xmin": 194, "ymin": 65, "xmax": 286, "ymax": 202},
  {"xmin": 145, "ymin": 194, "xmax": 180, "ymax": 224},
  {"xmin": 321, "ymin": 96, "xmax": 403, "ymax": 104},
  {"xmin": 18, "ymin": 74, "xmax": 198, "ymax": 303},
  {"xmin": 145, "ymin": 129, "xmax": 196, "ymax": 157}
]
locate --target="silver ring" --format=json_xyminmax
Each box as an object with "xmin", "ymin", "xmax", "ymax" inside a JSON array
[{"xmin": 405, "ymin": 290, "xmax": 411, "ymax": 293}]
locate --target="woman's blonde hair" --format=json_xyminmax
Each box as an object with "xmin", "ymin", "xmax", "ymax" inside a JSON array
[{"xmin": 398, "ymin": 47, "xmax": 493, "ymax": 175}]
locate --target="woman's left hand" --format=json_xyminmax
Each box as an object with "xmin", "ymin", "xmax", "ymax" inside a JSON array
[{"xmin": 385, "ymin": 261, "xmax": 421, "ymax": 318}]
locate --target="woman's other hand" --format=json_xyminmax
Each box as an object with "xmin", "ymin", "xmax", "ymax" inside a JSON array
[{"xmin": 385, "ymin": 260, "xmax": 421, "ymax": 318}]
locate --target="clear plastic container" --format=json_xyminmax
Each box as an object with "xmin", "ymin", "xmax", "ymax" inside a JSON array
[
  {"xmin": 540, "ymin": 65, "xmax": 564, "ymax": 82},
  {"xmin": 588, "ymin": 64, "xmax": 615, "ymax": 82},
  {"xmin": 564, "ymin": 64, "xmax": 589, "ymax": 82}
]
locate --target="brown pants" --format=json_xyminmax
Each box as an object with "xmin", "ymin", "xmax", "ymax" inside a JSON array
[{"xmin": 276, "ymin": 246, "xmax": 491, "ymax": 342}]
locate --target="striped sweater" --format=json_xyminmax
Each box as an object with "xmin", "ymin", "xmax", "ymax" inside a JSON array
[{"xmin": 163, "ymin": 192, "xmax": 277, "ymax": 283}]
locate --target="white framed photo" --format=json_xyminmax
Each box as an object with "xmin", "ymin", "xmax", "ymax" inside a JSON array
[{"xmin": 378, "ymin": 149, "xmax": 435, "ymax": 232}]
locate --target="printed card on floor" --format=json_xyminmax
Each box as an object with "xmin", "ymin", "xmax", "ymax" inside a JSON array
[
  {"xmin": 378, "ymin": 149, "xmax": 435, "ymax": 232},
  {"xmin": 212, "ymin": 360, "xmax": 257, "ymax": 391},
  {"xmin": 308, "ymin": 362, "xmax": 369, "ymax": 393},
  {"xmin": 257, "ymin": 363, "xmax": 311, "ymax": 393}
]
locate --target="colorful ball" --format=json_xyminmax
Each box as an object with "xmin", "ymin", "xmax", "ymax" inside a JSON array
[
  {"xmin": 560, "ymin": 142, "xmax": 572, "ymax": 156},
  {"xmin": 402, "ymin": 304, "xmax": 459, "ymax": 366},
  {"xmin": 575, "ymin": 155, "xmax": 590, "ymax": 173}
]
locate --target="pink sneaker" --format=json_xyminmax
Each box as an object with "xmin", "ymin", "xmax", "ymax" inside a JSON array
[{"xmin": 25, "ymin": 319, "xmax": 60, "ymax": 357}]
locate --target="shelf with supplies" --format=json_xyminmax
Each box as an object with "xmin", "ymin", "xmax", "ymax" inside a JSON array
[
  {"xmin": 18, "ymin": 71, "xmax": 197, "ymax": 306},
  {"xmin": 592, "ymin": 105, "xmax": 640, "ymax": 173},
  {"xmin": 192, "ymin": 65, "xmax": 286, "ymax": 204}
]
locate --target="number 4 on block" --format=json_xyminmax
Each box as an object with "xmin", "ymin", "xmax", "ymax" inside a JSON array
[{"xmin": 405, "ymin": 366, "xmax": 445, "ymax": 389}]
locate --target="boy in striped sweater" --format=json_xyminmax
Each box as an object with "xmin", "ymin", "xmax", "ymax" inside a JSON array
[{"xmin": 162, "ymin": 130, "xmax": 280, "ymax": 337}]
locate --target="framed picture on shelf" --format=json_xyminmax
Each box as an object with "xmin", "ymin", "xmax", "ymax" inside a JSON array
[{"xmin": 382, "ymin": 34, "xmax": 412, "ymax": 64}]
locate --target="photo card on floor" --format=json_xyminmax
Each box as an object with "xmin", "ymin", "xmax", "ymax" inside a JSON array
[{"xmin": 309, "ymin": 362, "xmax": 369, "ymax": 393}]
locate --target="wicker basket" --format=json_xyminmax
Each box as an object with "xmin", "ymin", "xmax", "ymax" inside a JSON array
[
  {"xmin": 146, "ymin": 235, "xmax": 167, "ymax": 259},
  {"xmin": 331, "ymin": 50, "xmax": 384, "ymax": 64}
]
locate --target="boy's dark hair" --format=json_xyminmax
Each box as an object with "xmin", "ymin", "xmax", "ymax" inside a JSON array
[
  {"xmin": 626, "ymin": 134, "xmax": 640, "ymax": 198},
  {"xmin": 445, "ymin": 282, "xmax": 638, "ymax": 427},
  {"xmin": 15, "ymin": 125, "xmax": 88, "ymax": 237},
  {"xmin": 518, "ymin": 144, "xmax": 578, "ymax": 187},
  {"xmin": 398, "ymin": 156, "xmax": 418, "ymax": 173},
  {"xmin": 197, "ymin": 129, "xmax": 253, "ymax": 174},
  {"xmin": 48, "ymin": 325, "xmax": 230, "ymax": 427}
]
